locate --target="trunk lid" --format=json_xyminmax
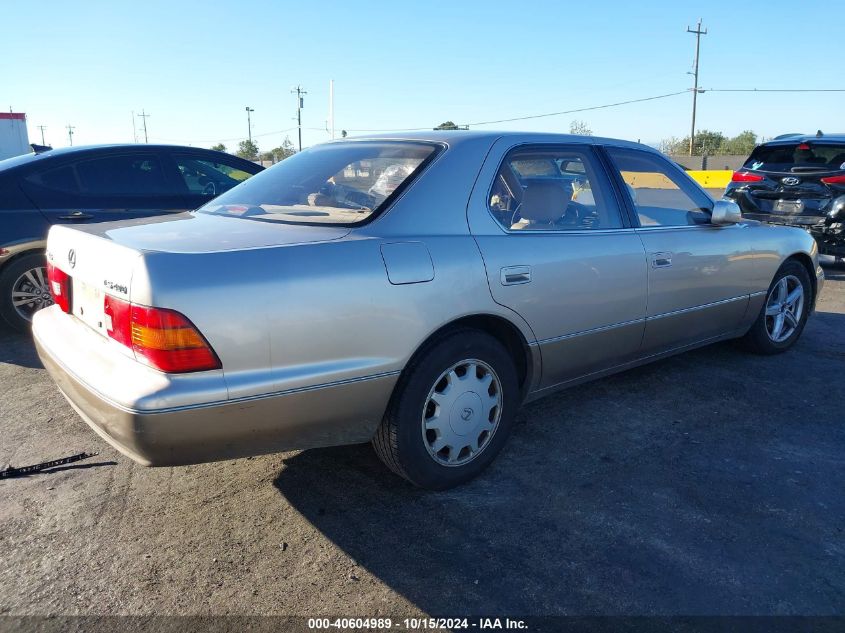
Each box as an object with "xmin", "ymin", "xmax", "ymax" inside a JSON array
[{"xmin": 65, "ymin": 211, "xmax": 351, "ymax": 254}]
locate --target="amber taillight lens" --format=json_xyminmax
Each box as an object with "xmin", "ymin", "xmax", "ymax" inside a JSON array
[
  {"xmin": 104, "ymin": 295, "xmax": 220, "ymax": 373},
  {"xmin": 46, "ymin": 263, "xmax": 72, "ymax": 313}
]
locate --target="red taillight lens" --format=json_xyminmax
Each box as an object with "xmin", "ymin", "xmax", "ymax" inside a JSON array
[
  {"xmin": 731, "ymin": 171, "xmax": 765, "ymax": 183},
  {"xmin": 821, "ymin": 174, "xmax": 845, "ymax": 185},
  {"xmin": 104, "ymin": 295, "xmax": 220, "ymax": 373},
  {"xmin": 46, "ymin": 263, "xmax": 71, "ymax": 313}
]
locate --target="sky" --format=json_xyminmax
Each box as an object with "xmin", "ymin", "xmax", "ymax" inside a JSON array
[{"xmin": 2, "ymin": 0, "xmax": 843, "ymax": 152}]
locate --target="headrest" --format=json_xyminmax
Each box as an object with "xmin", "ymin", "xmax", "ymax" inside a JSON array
[{"xmin": 520, "ymin": 181, "xmax": 571, "ymax": 223}]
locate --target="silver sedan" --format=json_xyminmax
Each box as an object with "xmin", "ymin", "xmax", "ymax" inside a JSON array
[{"xmin": 33, "ymin": 132, "xmax": 824, "ymax": 489}]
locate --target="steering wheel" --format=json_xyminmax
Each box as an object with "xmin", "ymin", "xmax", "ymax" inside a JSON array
[
  {"xmin": 555, "ymin": 200, "xmax": 595, "ymax": 227},
  {"xmin": 202, "ymin": 181, "xmax": 216, "ymax": 196}
]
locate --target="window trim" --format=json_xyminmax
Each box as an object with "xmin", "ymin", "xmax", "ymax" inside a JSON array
[
  {"xmin": 484, "ymin": 143, "xmax": 631, "ymax": 234},
  {"xmin": 601, "ymin": 145, "xmax": 715, "ymax": 229}
]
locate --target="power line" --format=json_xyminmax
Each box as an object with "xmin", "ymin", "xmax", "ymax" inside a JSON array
[
  {"xmin": 462, "ymin": 90, "xmax": 691, "ymax": 127},
  {"xmin": 702, "ymin": 88, "xmax": 845, "ymax": 92}
]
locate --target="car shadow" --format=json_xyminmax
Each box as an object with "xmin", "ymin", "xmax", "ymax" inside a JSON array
[
  {"xmin": 0, "ymin": 327, "xmax": 42, "ymax": 369},
  {"xmin": 273, "ymin": 335, "xmax": 845, "ymax": 615}
]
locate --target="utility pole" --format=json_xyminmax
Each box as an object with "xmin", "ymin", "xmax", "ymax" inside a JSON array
[
  {"xmin": 292, "ymin": 85, "xmax": 307, "ymax": 151},
  {"xmin": 131, "ymin": 111, "xmax": 138, "ymax": 143},
  {"xmin": 687, "ymin": 19, "xmax": 707, "ymax": 156},
  {"xmin": 137, "ymin": 109, "xmax": 150, "ymax": 143},
  {"xmin": 37, "ymin": 125, "xmax": 47, "ymax": 145},
  {"xmin": 66, "ymin": 125, "xmax": 75, "ymax": 146},
  {"xmin": 329, "ymin": 79, "xmax": 335, "ymax": 140},
  {"xmin": 245, "ymin": 106, "xmax": 254, "ymax": 144}
]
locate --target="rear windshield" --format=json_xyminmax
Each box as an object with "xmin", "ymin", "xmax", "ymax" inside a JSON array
[
  {"xmin": 744, "ymin": 142, "xmax": 845, "ymax": 173},
  {"xmin": 197, "ymin": 141, "xmax": 439, "ymax": 225}
]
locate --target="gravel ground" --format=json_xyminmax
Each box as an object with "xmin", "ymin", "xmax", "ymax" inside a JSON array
[{"xmin": 1, "ymin": 263, "xmax": 843, "ymax": 618}]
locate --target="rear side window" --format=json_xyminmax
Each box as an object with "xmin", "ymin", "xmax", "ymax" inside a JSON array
[
  {"xmin": 606, "ymin": 147, "xmax": 712, "ymax": 227},
  {"xmin": 488, "ymin": 146, "xmax": 622, "ymax": 231},
  {"xmin": 198, "ymin": 141, "xmax": 440, "ymax": 225},
  {"xmin": 174, "ymin": 155, "xmax": 254, "ymax": 197},
  {"xmin": 75, "ymin": 155, "xmax": 168, "ymax": 195},
  {"xmin": 744, "ymin": 143, "xmax": 845, "ymax": 173}
]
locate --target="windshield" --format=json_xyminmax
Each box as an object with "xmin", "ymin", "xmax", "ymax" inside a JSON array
[
  {"xmin": 197, "ymin": 141, "xmax": 440, "ymax": 225},
  {"xmin": 744, "ymin": 142, "xmax": 845, "ymax": 173}
]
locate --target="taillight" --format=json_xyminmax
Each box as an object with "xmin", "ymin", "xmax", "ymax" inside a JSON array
[
  {"xmin": 821, "ymin": 175, "xmax": 845, "ymax": 185},
  {"xmin": 731, "ymin": 171, "xmax": 765, "ymax": 183},
  {"xmin": 46, "ymin": 263, "xmax": 71, "ymax": 313},
  {"xmin": 104, "ymin": 296, "xmax": 220, "ymax": 373}
]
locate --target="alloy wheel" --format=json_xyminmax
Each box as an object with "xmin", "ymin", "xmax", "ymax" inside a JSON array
[
  {"xmin": 11, "ymin": 266, "xmax": 53, "ymax": 322},
  {"xmin": 764, "ymin": 274, "xmax": 804, "ymax": 343}
]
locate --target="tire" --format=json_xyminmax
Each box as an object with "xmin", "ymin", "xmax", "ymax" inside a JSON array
[
  {"xmin": 0, "ymin": 252, "xmax": 51, "ymax": 332},
  {"xmin": 373, "ymin": 328, "xmax": 520, "ymax": 490},
  {"xmin": 740, "ymin": 260, "xmax": 811, "ymax": 355}
]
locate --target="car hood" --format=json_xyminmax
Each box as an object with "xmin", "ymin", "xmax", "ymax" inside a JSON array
[{"xmin": 70, "ymin": 211, "xmax": 352, "ymax": 254}]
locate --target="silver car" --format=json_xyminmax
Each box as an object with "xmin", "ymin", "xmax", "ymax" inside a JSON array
[{"xmin": 32, "ymin": 132, "xmax": 824, "ymax": 489}]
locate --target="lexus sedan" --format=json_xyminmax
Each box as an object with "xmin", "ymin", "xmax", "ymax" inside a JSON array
[
  {"xmin": 33, "ymin": 131, "xmax": 824, "ymax": 489},
  {"xmin": 724, "ymin": 133, "xmax": 845, "ymax": 259},
  {"xmin": 0, "ymin": 144, "xmax": 263, "ymax": 331}
]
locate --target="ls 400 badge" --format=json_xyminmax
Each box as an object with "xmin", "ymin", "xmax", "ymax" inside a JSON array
[{"xmin": 103, "ymin": 280, "xmax": 128, "ymax": 295}]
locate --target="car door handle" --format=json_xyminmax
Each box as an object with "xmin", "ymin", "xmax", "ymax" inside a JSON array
[
  {"xmin": 501, "ymin": 266, "xmax": 531, "ymax": 285},
  {"xmin": 58, "ymin": 211, "xmax": 94, "ymax": 221},
  {"xmin": 651, "ymin": 252, "xmax": 673, "ymax": 268}
]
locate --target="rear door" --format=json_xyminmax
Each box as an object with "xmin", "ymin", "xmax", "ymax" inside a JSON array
[
  {"xmin": 468, "ymin": 140, "xmax": 648, "ymax": 390},
  {"xmin": 603, "ymin": 146, "xmax": 756, "ymax": 354},
  {"xmin": 21, "ymin": 151, "xmax": 188, "ymax": 227}
]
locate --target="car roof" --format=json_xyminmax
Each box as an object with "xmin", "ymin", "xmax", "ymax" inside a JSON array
[
  {"xmin": 762, "ymin": 133, "xmax": 845, "ymax": 146},
  {"xmin": 338, "ymin": 129, "xmax": 655, "ymax": 151},
  {"xmin": 0, "ymin": 144, "xmax": 253, "ymax": 172}
]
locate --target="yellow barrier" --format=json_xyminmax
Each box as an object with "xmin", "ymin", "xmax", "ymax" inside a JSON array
[{"xmin": 687, "ymin": 170, "xmax": 733, "ymax": 190}]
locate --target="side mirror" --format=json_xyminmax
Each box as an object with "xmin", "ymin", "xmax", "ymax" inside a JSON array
[{"xmin": 711, "ymin": 198, "xmax": 742, "ymax": 225}]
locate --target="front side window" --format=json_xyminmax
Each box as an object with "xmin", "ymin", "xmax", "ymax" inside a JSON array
[
  {"xmin": 175, "ymin": 155, "xmax": 253, "ymax": 197},
  {"xmin": 198, "ymin": 141, "xmax": 439, "ymax": 225},
  {"xmin": 488, "ymin": 146, "xmax": 622, "ymax": 231},
  {"xmin": 606, "ymin": 147, "xmax": 712, "ymax": 227}
]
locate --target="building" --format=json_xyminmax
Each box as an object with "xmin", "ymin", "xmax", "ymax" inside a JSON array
[{"xmin": 0, "ymin": 112, "xmax": 30, "ymax": 160}]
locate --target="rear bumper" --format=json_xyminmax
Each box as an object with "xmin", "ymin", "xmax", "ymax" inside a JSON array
[{"xmin": 33, "ymin": 310, "xmax": 398, "ymax": 466}]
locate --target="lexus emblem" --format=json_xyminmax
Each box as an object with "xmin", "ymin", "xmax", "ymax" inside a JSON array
[
  {"xmin": 68, "ymin": 249, "xmax": 76, "ymax": 269},
  {"xmin": 781, "ymin": 177, "xmax": 801, "ymax": 186}
]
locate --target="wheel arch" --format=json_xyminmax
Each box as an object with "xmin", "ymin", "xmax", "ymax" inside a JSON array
[
  {"xmin": 783, "ymin": 251, "xmax": 817, "ymax": 310},
  {"xmin": 402, "ymin": 313, "xmax": 536, "ymax": 399}
]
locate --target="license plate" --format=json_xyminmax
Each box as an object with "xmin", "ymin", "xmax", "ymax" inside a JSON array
[
  {"xmin": 72, "ymin": 279, "xmax": 106, "ymax": 334},
  {"xmin": 773, "ymin": 199, "xmax": 804, "ymax": 214}
]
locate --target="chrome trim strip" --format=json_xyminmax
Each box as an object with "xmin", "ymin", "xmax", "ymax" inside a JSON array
[
  {"xmin": 38, "ymin": 338, "xmax": 401, "ymax": 416},
  {"xmin": 537, "ymin": 318, "xmax": 644, "ymax": 346},
  {"xmin": 749, "ymin": 290, "xmax": 767, "ymax": 298},
  {"xmin": 536, "ymin": 295, "xmax": 749, "ymax": 346},
  {"xmin": 645, "ymin": 295, "xmax": 748, "ymax": 321}
]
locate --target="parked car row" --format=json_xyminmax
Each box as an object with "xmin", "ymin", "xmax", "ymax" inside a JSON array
[
  {"xmin": 27, "ymin": 131, "xmax": 822, "ymax": 489},
  {"xmin": 0, "ymin": 145, "xmax": 263, "ymax": 330}
]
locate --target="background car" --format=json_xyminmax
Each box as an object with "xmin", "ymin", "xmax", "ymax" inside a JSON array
[
  {"xmin": 32, "ymin": 131, "xmax": 823, "ymax": 490},
  {"xmin": 0, "ymin": 144, "xmax": 263, "ymax": 330},
  {"xmin": 724, "ymin": 133, "xmax": 845, "ymax": 260}
]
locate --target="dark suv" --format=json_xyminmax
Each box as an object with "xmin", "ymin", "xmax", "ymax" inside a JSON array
[
  {"xmin": 0, "ymin": 144, "xmax": 263, "ymax": 330},
  {"xmin": 725, "ymin": 133, "xmax": 845, "ymax": 260}
]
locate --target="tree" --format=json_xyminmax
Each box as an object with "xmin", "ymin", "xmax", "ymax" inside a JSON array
[
  {"xmin": 434, "ymin": 121, "xmax": 460, "ymax": 130},
  {"xmin": 660, "ymin": 129, "xmax": 758, "ymax": 156},
  {"xmin": 210, "ymin": 143, "xmax": 227, "ymax": 153},
  {"xmin": 236, "ymin": 139, "xmax": 259, "ymax": 161},
  {"xmin": 569, "ymin": 120, "xmax": 592, "ymax": 135},
  {"xmin": 259, "ymin": 137, "xmax": 297, "ymax": 164}
]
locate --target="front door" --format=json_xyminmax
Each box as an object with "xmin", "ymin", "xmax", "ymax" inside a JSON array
[
  {"xmin": 468, "ymin": 142, "xmax": 648, "ymax": 391},
  {"xmin": 603, "ymin": 146, "xmax": 755, "ymax": 354}
]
